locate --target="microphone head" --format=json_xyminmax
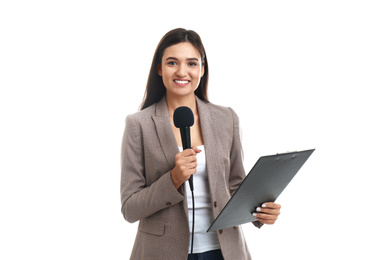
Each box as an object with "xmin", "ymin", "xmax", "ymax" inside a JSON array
[{"xmin": 173, "ymin": 106, "xmax": 194, "ymax": 128}]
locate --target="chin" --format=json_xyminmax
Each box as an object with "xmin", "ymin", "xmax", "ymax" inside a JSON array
[{"xmin": 168, "ymin": 88, "xmax": 196, "ymax": 98}]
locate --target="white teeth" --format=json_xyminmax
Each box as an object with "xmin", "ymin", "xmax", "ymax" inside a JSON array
[{"xmin": 175, "ymin": 80, "xmax": 189, "ymax": 84}]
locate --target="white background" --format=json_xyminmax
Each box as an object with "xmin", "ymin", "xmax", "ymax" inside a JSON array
[{"xmin": 1, "ymin": 0, "xmax": 389, "ymax": 259}]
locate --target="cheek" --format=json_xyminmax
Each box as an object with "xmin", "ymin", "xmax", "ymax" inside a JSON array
[
  {"xmin": 160, "ymin": 68, "xmax": 173, "ymax": 83},
  {"xmin": 190, "ymin": 68, "xmax": 202, "ymax": 80},
  {"xmin": 162, "ymin": 76, "xmax": 171, "ymax": 88}
]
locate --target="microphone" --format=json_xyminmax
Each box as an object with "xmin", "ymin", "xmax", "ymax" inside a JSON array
[{"xmin": 173, "ymin": 106, "xmax": 195, "ymax": 191}]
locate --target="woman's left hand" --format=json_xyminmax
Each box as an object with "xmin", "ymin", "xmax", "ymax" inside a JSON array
[{"xmin": 252, "ymin": 202, "xmax": 281, "ymax": 225}]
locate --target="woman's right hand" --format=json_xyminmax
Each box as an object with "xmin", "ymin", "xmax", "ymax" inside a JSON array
[{"xmin": 170, "ymin": 147, "xmax": 201, "ymax": 190}]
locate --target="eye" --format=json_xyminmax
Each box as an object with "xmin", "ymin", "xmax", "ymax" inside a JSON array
[
  {"xmin": 189, "ymin": 62, "xmax": 198, "ymax": 66},
  {"xmin": 168, "ymin": 61, "xmax": 177, "ymax": 65}
]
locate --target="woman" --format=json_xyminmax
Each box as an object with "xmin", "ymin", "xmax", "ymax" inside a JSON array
[{"xmin": 121, "ymin": 28, "xmax": 281, "ymax": 260}]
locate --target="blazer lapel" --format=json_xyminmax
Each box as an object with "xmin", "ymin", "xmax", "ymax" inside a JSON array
[
  {"xmin": 152, "ymin": 97, "xmax": 187, "ymax": 218},
  {"xmin": 196, "ymin": 97, "xmax": 220, "ymax": 200},
  {"xmin": 152, "ymin": 97, "xmax": 179, "ymax": 171}
]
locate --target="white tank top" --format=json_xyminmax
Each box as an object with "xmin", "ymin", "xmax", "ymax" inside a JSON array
[{"xmin": 180, "ymin": 145, "xmax": 221, "ymax": 253}]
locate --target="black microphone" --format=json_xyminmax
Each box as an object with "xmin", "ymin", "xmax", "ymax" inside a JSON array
[{"xmin": 173, "ymin": 106, "xmax": 195, "ymax": 191}]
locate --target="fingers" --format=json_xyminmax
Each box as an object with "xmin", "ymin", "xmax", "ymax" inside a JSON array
[
  {"xmin": 174, "ymin": 151, "xmax": 197, "ymax": 173},
  {"xmin": 256, "ymin": 207, "xmax": 280, "ymax": 215},
  {"xmin": 192, "ymin": 146, "xmax": 202, "ymax": 154},
  {"xmin": 181, "ymin": 148, "xmax": 196, "ymax": 156},
  {"xmin": 171, "ymin": 148, "xmax": 200, "ymax": 189},
  {"xmin": 253, "ymin": 213, "xmax": 278, "ymax": 225},
  {"xmin": 179, "ymin": 147, "xmax": 201, "ymax": 167},
  {"xmin": 182, "ymin": 146, "xmax": 202, "ymax": 154},
  {"xmin": 262, "ymin": 202, "xmax": 281, "ymax": 209},
  {"xmin": 252, "ymin": 202, "xmax": 281, "ymax": 225}
]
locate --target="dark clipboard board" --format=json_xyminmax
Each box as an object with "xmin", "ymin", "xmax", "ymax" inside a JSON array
[{"xmin": 207, "ymin": 149, "xmax": 315, "ymax": 232}]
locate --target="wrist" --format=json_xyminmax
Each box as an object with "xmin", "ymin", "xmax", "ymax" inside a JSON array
[{"xmin": 170, "ymin": 170, "xmax": 182, "ymax": 190}]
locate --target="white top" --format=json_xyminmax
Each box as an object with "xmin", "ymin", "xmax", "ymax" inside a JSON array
[{"xmin": 179, "ymin": 145, "xmax": 220, "ymax": 254}]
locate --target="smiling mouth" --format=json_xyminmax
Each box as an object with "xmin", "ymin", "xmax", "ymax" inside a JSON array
[
  {"xmin": 174, "ymin": 80, "xmax": 189, "ymax": 84},
  {"xmin": 173, "ymin": 79, "xmax": 190, "ymax": 87}
]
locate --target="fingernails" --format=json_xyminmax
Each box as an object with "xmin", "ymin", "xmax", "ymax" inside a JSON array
[
  {"xmin": 252, "ymin": 213, "xmax": 257, "ymax": 217},
  {"xmin": 256, "ymin": 207, "xmax": 261, "ymax": 212},
  {"xmin": 261, "ymin": 203, "xmax": 267, "ymax": 208}
]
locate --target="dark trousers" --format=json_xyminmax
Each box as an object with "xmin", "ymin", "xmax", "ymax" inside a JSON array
[{"xmin": 187, "ymin": 249, "xmax": 224, "ymax": 260}]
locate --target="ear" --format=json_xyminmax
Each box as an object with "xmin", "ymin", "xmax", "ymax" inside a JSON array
[
  {"xmin": 201, "ymin": 61, "xmax": 205, "ymax": 77},
  {"xmin": 157, "ymin": 64, "xmax": 162, "ymax": 76}
]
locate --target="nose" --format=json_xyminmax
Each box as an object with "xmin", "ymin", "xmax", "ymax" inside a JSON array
[{"xmin": 176, "ymin": 64, "xmax": 187, "ymax": 78}]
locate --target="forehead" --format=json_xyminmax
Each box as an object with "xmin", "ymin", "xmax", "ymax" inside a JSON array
[{"xmin": 162, "ymin": 42, "xmax": 201, "ymax": 59}]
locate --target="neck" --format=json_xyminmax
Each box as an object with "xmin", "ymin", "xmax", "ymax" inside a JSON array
[{"xmin": 166, "ymin": 93, "xmax": 197, "ymax": 117}]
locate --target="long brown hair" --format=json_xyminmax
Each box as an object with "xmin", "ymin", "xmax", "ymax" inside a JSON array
[{"xmin": 140, "ymin": 28, "xmax": 209, "ymax": 110}]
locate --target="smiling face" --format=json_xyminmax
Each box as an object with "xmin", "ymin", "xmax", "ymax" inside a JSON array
[{"xmin": 158, "ymin": 42, "xmax": 205, "ymax": 100}]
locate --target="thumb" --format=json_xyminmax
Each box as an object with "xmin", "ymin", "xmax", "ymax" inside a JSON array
[{"xmin": 192, "ymin": 146, "xmax": 202, "ymax": 154}]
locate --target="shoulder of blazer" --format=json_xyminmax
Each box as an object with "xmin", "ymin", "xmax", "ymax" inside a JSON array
[
  {"xmin": 198, "ymin": 98, "xmax": 238, "ymax": 125},
  {"xmin": 126, "ymin": 103, "xmax": 156, "ymax": 121},
  {"xmin": 123, "ymin": 104, "xmax": 158, "ymax": 140}
]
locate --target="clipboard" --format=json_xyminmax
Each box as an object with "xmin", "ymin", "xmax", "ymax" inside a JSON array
[{"xmin": 207, "ymin": 149, "xmax": 315, "ymax": 232}]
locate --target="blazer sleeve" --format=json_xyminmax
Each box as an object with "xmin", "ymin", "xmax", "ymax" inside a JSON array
[
  {"xmin": 228, "ymin": 108, "xmax": 264, "ymax": 229},
  {"xmin": 120, "ymin": 114, "xmax": 184, "ymax": 223},
  {"xmin": 228, "ymin": 107, "xmax": 246, "ymax": 195}
]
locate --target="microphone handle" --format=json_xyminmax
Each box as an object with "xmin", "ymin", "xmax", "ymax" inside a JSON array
[
  {"xmin": 180, "ymin": 127, "xmax": 194, "ymax": 191},
  {"xmin": 180, "ymin": 127, "xmax": 191, "ymax": 150}
]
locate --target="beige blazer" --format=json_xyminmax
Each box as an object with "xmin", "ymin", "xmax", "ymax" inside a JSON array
[{"xmin": 121, "ymin": 96, "xmax": 258, "ymax": 260}]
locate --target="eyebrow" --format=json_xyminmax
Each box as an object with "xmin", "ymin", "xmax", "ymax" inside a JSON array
[{"xmin": 165, "ymin": 57, "xmax": 199, "ymax": 61}]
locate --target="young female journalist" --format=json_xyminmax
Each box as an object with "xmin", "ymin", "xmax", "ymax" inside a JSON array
[{"xmin": 120, "ymin": 28, "xmax": 281, "ymax": 260}]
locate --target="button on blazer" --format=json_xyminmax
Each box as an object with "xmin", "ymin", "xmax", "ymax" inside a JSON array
[{"xmin": 121, "ymin": 96, "xmax": 256, "ymax": 260}]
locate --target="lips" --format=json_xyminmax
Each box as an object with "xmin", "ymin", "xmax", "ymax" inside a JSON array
[{"xmin": 174, "ymin": 79, "xmax": 190, "ymax": 87}]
